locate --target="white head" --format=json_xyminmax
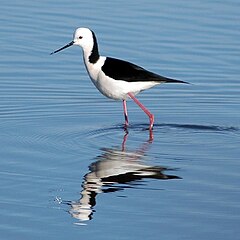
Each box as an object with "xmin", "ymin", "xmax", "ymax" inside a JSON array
[
  {"xmin": 50, "ymin": 27, "xmax": 96, "ymax": 55},
  {"xmin": 73, "ymin": 28, "xmax": 94, "ymax": 49}
]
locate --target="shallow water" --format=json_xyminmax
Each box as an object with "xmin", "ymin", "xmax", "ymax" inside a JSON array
[{"xmin": 0, "ymin": 0, "xmax": 240, "ymax": 239}]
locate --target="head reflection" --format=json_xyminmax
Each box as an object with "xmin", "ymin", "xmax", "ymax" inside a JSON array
[{"xmin": 68, "ymin": 131, "xmax": 180, "ymax": 222}]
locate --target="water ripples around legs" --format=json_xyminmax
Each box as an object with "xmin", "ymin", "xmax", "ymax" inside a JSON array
[{"xmin": 52, "ymin": 122, "xmax": 239, "ymax": 224}]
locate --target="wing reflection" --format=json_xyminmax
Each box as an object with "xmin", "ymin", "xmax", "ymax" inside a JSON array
[{"xmin": 68, "ymin": 131, "xmax": 180, "ymax": 222}]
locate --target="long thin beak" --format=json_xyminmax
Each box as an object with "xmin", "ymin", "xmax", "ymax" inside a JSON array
[{"xmin": 50, "ymin": 40, "xmax": 74, "ymax": 55}]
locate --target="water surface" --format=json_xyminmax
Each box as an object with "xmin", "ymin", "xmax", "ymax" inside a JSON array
[{"xmin": 0, "ymin": 0, "xmax": 239, "ymax": 239}]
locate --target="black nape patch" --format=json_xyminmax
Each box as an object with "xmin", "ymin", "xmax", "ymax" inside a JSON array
[{"xmin": 89, "ymin": 31, "xmax": 100, "ymax": 64}]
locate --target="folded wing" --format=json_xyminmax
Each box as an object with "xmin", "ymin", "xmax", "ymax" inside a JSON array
[{"xmin": 102, "ymin": 57, "xmax": 188, "ymax": 84}]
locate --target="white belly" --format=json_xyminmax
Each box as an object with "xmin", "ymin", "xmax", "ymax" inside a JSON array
[{"xmin": 95, "ymin": 71, "xmax": 160, "ymax": 100}]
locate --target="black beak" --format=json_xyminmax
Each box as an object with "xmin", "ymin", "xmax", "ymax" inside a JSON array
[{"xmin": 50, "ymin": 40, "xmax": 74, "ymax": 55}]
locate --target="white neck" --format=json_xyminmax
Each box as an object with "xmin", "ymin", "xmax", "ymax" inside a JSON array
[
  {"xmin": 81, "ymin": 46, "xmax": 105, "ymax": 82},
  {"xmin": 82, "ymin": 46, "xmax": 93, "ymax": 65}
]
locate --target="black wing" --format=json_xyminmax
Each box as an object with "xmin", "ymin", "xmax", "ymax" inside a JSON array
[{"xmin": 102, "ymin": 57, "xmax": 188, "ymax": 84}]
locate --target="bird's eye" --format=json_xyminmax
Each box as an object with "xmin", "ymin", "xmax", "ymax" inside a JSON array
[{"xmin": 79, "ymin": 36, "xmax": 83, "ymax": 39}]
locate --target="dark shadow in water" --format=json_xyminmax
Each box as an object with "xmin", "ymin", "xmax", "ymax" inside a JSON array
[
  {"xmin": 64, "ymin": 131, "xmax": 180, "ymax": 223},
  {"xmin": 87, "ymin": 123, "xmax": 238, "ymax": 137},
  {"xmin": 156, "ymin": 123, "xmax": 238, "ymax": 132},
  {"xmin": 127, "ymin": 123, "xmax": 238, "ymax": 132}
]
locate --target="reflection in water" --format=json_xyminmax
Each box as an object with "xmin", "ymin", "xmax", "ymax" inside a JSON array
[{"xmin": 67, "ymin": 131, "xmax": 180, "ymax": 223}]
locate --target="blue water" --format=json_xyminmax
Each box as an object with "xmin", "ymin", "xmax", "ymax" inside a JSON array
[{"xmin": 0, "ymin": 0, "xmax": 240, "ymax": 239}]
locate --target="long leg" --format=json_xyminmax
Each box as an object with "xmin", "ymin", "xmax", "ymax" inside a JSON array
[
  {"xmin": 123, "ymin": 99, "xmax": 129, "ymax": 127},
  {"xmin": 128, "ymin": 92, "xmax": 154, "ymax": 130}
]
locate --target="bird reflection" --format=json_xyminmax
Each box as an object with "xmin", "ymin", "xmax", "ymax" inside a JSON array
[{"xmin": 67, "ymin": 130, "xmax": 180, "ymax": 222}]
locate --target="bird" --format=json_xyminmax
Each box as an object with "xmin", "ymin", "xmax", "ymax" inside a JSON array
[{"xmin": 51, "ymin": 27, "xmax": 188, "ymax": 130}]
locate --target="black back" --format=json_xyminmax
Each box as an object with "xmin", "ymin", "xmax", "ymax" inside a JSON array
[{"xmin": 102, "ymin": 57, "xmax": 187, "ymax": 83}]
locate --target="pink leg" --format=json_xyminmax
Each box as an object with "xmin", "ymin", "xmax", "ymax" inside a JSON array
[
  {"xmin": 123, "ymin": 100, "xmax": 129, "ymax": 127},
  {"xmin": 128, "ymin": 92, "xmax": 154, "ymax": 130},
  {"xmin": 121, "ymin": 131, "xmax": 129, "ymax": 151}
]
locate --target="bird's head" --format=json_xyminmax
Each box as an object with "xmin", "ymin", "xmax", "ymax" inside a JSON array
[
  {"xmin": 50, "ymin": 27, "xmax": 94, "ymax": 55},
  {"xmin": 73, "ymin": 27, "xmax": 94, "ymax": 48}
]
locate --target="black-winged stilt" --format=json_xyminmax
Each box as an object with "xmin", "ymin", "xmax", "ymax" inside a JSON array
[{"xmin": 51, "ymin": 27, "xmax": 188, "ymax": 130}]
